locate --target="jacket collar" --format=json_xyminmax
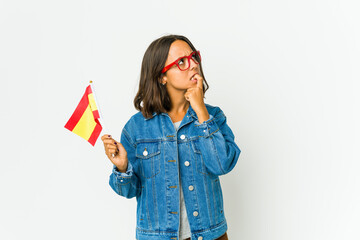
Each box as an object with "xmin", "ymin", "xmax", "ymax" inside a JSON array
[{"xmin": 145, "ymin": 104, "xmax": 198, "ymax": 121}]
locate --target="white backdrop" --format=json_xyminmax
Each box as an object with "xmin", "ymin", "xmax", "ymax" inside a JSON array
[{"xmin": 1, "ymin": 0, "xmax": 359, "ymax": 239}]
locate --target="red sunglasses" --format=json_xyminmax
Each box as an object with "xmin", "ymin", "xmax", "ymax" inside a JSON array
[{"xmin": 162, "ymin": 50, "xmax": 201, "ymax": 73}]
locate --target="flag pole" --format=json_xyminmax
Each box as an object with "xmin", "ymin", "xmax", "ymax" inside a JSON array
[
  {"xmin": 89, "ymin": 80, "xmax": 106, "ymax": 130},
  {"xmin": 89, "ymin": 80, "xmax": 117, "ymax": 155}
]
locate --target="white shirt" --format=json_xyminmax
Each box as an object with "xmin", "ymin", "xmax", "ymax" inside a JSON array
[{"xmin": 173, "ymin": 121, "xmax": 191, "ymax": 240}]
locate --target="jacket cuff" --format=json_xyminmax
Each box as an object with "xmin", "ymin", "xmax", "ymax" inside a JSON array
[
  {"xmin": 112, "ymin": 163, "xmax": 133, "ymax": 184},
  {"xmin": 194, "ymin": 114, "xmax": 219, "ymax": 138}
]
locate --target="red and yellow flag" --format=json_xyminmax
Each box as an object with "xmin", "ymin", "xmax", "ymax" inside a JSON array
[{"xmin": 65, "ymin": 84, "xmax": 102, "ymax": 146}]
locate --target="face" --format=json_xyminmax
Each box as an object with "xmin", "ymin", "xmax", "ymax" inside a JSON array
[{"xmin": 161, "ymin": 40, "xmax": 200, "ymax": 91}]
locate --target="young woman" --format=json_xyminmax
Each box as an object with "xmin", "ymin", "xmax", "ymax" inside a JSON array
[{"xmin": 101, "ymin": 34, "xmax": 241, "ymax": 240}]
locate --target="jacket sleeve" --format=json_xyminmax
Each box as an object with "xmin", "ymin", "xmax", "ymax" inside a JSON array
[
  {"xmin": 109, "ymin": 127, "xmax": 142, "ymax": 199},
  {"xmin": 193, "ymin": 107, "xmax": 241, "ymax": 176}
]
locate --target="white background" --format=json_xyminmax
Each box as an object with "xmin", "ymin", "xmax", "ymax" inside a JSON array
[{"xmin": 1, "ymin": 0, "xmax": 359, "ymax": 239}]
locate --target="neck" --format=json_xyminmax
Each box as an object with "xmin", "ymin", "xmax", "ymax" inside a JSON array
[
  {"xmin": 170, "ymin": 97, "xmax": 189, "ymax": 114},
  {"xmin": 167, "ymin": 89, "xmax": 189, "ymax": 114}
]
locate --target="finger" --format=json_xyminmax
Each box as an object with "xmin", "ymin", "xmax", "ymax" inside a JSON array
[
  {"xmin": 108, "ymin": 148, "xmax": 117, "ymax": 154},
  {"xmin": 196, "ymin": 74, "xmax": 203, "ymax": 89},
  {"xmin": 115, "ymin": 142, "xmax": 126, "ymax": 156},
  {"xmin": 107, "ymin": 145, "xmax": 118, "ymax": 150},
  {"xmin": 115, "ymin": 141, "xmax": 124, "ymax": 151},
  {"xmin": 112, "ymin": 140, "xmax": 119, "ymax": 151},
  {"xmin": 107, "ymin": 144, "xmax": 119, "ymax": 154},
  {"xmin": 184, "ymin": 89, "xmax": 194, "ymax": 97},
  {"xmin": 106, "ymin": 147, "xmax": 118, "ymax": 159},
  {"xmin": 105, "ymin": 151, "xmax": 114, "ymax": 160},
  {"xmin": 107, "ymin": 142, "xmax": 119, "ymax": 154},
  {"xmin": 101, "ymin": 134, "xmax": 112, "ymax": 141},
  {"xmin": 103, "ymin": 139, "xmax": 116, "ymax": 144},
  {"xmin": 184, "ymin": 92, "xmax": 190, "ymax": 101}
]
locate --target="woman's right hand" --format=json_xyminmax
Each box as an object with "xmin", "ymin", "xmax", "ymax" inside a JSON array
[{"xmin": 101, "ymin": 134, "xmax": 128, "ymax": 173}]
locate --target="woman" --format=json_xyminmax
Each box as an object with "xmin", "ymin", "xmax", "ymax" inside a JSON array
[{"xmin": 101, "ymin": 34, "xmax": 241, "ymax": 240}]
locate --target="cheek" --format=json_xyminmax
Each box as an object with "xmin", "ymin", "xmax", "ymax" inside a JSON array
[
  {"xmin": 174, "ymin": 71, "xmax": 189, "ymax": 83},
  {"xmin": 168, "ymin": 73, "xmax": 189, "ymax": 86}
]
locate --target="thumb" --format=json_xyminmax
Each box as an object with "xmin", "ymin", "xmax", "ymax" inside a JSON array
[
  {"xmin": 196, "ymin": 74, "xmax": 203, "ymax": 89},
  {"xmin": 115, "ymin": 141, "xmax": 127, "ymax": 156}
]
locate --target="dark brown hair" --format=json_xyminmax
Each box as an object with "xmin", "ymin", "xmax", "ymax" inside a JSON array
[{"xmin": 134, "ymin": 34, "xmax": 209, "ymax": 119}]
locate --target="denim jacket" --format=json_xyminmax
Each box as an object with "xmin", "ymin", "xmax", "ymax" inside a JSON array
[{"xmin": 109, "ymin": 103, "xmax": 241, "ymax": 240}]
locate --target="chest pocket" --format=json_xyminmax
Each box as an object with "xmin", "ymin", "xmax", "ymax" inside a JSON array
[{"xmin": 136, "ymin": 142, "xmax": 161, "ymax": 179}]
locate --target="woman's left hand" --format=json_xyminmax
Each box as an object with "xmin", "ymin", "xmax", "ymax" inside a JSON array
[{"xmin": 184, "ymin": 73, "xmax": 210, "ymax": 123}]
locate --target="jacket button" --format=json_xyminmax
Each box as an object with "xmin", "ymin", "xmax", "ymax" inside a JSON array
[
  {"xmin": 193, "ymin": 211, "xmax": 198, "ymax": 217},
  {"xmin": 143, "ymin": 150, "xmax": 148, "ymax": 156},
  {"xmin": 188, "ymin": 185, "xmax": 194, "ymax": 191},
  {"xmin": 198, "ymin": 237, "xmax": 203, "ymax": 240},
  {"xmin": 180, "ymin": 134, "xmax": 186, "ymax": 140},
  {"xmin": 184, "ymin": 161, "xmax": 190, "ymax": 166}
]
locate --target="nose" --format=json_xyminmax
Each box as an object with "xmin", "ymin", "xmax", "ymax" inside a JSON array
[{"xmin": 189, "ymin": 58, "xmax": 199, "ymax": 71}]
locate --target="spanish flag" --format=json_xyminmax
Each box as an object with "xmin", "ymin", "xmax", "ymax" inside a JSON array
[{"xmin": 65, "ymin": 83, "xmax": 103, "ymax": 146}]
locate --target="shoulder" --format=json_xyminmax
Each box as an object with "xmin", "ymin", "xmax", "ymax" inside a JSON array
[
  {"xmin": 130, "ymin": 111, "xmax": 148, "ymax": 121},
  {"xmin": 120, "ymin": 111, "xmax": 147, "ymax": 145},
  {"xmin": 204, "ymin": 103, "xmax": 226, "ymax": 119},
  {"xmin": 122, "ymin": 111, "xmax": 162, "ymax": 140},
  {"xmin": 123, "ymin": 111, "xmax": 148, "ymax": 129}
]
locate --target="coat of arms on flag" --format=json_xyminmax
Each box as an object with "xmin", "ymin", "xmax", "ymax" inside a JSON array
[{"xmin": 65, "ymin": 82, "xmax": 103, "ymax": 146}]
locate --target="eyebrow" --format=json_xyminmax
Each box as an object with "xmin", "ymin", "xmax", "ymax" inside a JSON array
[
  {"xmin": 169, "ymin": 55, "xmax": 185, "ymax": 64},
  {"xmin": 173, "ymin": 52, "xmax": 193, "ymax": 61}
]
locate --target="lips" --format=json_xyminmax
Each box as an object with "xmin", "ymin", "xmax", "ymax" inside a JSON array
[{"xmin": 190, "ymin": 73, "xmax": 199, "ymax": 81}]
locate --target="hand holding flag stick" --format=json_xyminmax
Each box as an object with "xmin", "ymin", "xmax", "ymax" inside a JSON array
[{"xmin": 101, "ymin": 134, "xmax": 129, "ymax": 173}]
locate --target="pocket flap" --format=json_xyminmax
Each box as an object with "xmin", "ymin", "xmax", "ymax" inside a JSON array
[{"xmin": 136, "ymin": 142, "xmax": 161, "ymax": 159}]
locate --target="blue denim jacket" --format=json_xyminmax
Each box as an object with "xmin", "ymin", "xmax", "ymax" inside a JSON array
[{"xmin": 109, "ymin": 103, "xmax": 241, "ymax": 240}]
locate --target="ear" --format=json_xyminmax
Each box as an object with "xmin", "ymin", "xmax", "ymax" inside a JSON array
[{"xmin": 160, "ymin": 76, "xmax": 167, "ymax": 85}]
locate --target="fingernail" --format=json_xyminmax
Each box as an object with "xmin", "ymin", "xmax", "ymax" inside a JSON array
[
  {"xmin": 108, "ymin": 135, "xmax": 111, "ymax": 137},
  {"xmin": 114, "ymin": 141, "xmax": 116, "ymax": 144}
]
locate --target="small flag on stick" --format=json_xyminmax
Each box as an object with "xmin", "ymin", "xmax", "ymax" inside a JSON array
[{"xmin": 65, "ymin": 81, "xmax": 103, "ymax": 146}]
